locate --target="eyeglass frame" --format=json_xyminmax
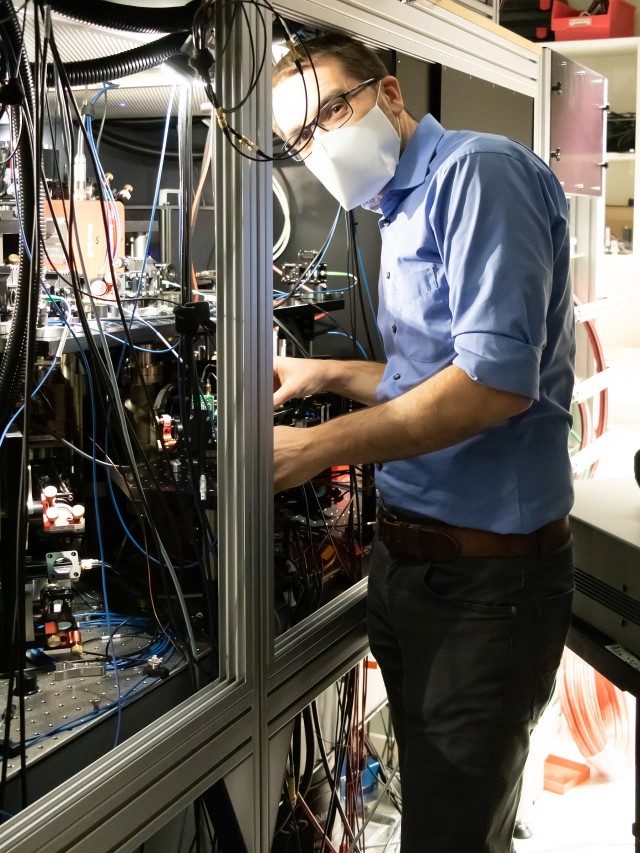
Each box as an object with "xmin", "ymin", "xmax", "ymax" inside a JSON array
[{"xmin": 282, "ymin": 77, "xmax": 381, "ymax": 161}]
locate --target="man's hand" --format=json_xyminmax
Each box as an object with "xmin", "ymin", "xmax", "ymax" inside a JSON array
[
  {"xmin": 274, "ymin": 425, "xmax": 326, "ymax": 492},
  {"xmin": 273, "ymin": 356, "xmax": 328, "ymax": 409},
  {"xmin": 272, "ymin": 365, "xmax": 532, "ymax": 494},
  {"xmin": 274, "ymin": 356, "xmax": 385, "ymax": 409}
]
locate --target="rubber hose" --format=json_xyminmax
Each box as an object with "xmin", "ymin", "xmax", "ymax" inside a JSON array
[
  {"xmin": 0, "ymin": 1, "xmax": 40, "ymax": 433},
  {"xmin": 46, "ymin": 31, "xmax": 189, "ymax": 87},
  {"xmin": 45, "ymin": 0, "xmax": 200, "ymax": 34}
]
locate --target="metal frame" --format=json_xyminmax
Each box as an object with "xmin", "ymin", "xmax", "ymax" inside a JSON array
[
  {"xmin": 274, "ymin": 0, "xmax": 541, "ymax": 94},
  {"xmin": 0, "ymin": 3, "xmax": 544, "ymax": 851}
]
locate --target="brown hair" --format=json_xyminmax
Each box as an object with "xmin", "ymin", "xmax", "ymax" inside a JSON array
[{"xmin": 272, "ymin": 33, "xmax": 390, "ymax": 90}]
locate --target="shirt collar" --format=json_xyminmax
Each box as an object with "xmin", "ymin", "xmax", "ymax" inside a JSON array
[{"xmin": 377, "ymin": 114, "xmax": 445, "ymax": 217}]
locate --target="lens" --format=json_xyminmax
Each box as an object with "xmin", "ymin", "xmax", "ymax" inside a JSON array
[
  {"xmin": 317, "ymin": 96, "xmax": 353, "ymax": 132},
  {"xmin": 283, "ymin": 128, "xmax": 314, "ymax": 162},
  {"xmin": 281, "ymin": 87, "xmax": 361, "ymax": 161}
]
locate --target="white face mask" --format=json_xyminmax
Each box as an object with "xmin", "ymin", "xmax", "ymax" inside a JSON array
[{"xmin": 304, "ymin": 104, "xmax": 401, "ymax": 211}]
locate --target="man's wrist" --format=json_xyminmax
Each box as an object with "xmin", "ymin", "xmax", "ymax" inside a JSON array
[{"xmin": 321, "ymin": 359, "xmax": 347, "ymax": 394}]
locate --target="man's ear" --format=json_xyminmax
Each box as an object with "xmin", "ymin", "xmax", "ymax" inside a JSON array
[{"xmin": 380, "ymin": 75, "xmax": 405, "ymax": 118}]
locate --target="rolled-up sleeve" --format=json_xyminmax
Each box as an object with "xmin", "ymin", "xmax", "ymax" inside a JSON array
[{"xmin": 453, "ymin": 333, "xmax": 542, "ymax": 400}]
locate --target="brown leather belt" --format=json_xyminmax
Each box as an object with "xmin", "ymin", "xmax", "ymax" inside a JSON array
[{"xmin": 377, "ymin": 509, "xmax": 571, "ymax": 562}]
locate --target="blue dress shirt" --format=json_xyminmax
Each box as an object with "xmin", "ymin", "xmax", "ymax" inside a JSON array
[{"xmin": 373, "ymin": 115, "xmax": 575, "ymax": 534}]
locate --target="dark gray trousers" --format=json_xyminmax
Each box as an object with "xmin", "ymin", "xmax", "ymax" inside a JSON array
[{"xmin": 367, "ymin": 535, "xmax": 574, "ymax": 853}]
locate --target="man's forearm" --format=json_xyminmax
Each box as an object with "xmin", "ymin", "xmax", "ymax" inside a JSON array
[
  {"xmin": 320, "ymin": 359, "xmax": 385, "ymax": 406},
  {"xmin": 307, "ymin": 365, "xmax": 530, "ymax": 468}
]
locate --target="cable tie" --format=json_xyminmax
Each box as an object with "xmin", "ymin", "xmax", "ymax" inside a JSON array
[{"xmin": 81, "ymin": 102, "xmax": 97, "ymax": 119}]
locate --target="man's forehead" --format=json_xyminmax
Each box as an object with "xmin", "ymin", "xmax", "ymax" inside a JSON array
[{"xmin": 272, "ymin": 58, "xmax": 349, "ymax": 136}]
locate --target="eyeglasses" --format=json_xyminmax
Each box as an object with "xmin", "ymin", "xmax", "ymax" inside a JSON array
[{"xmin": 283, "ymin": 77, "xmax": 380, "ymax": 162}]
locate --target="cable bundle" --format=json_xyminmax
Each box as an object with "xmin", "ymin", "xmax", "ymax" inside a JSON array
[
  {"xmin": 273, "ymin": 660, "xmax": 402, "ymax": 852},
  {"xmin": 558, "ymin": 648, "xmax": 632, "ymax": 780}
]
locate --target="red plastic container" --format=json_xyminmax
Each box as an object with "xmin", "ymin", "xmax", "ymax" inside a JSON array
[
  {"xmin": 551, "ymin": 0, "xmax": 635, "ymax": 40},
  {"xmin": 543, "ymin": 754, "xmax": 591, "ymax": 794}
]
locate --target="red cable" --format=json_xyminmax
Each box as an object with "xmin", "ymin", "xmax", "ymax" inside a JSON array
[
  {"xmin": 558, "ymin": 649, "xmax": 632, "ymax": 778},
  {"xmin": 573, "ymin": 295, "xmax": 609, "ymax": 445}
]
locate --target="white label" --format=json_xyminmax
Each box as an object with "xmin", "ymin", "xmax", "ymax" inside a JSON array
[{"xmin": 606, "ymin": 643, "xmax": 640, "ymax": 670}]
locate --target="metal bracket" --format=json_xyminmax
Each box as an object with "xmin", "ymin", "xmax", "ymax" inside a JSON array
[
  {"xmin": 46, "ymin": 550, "xmax": 81, "ymax": 581},
  {"xmin": 53, "ymin": 661, "xmax": 106, "ymax": 681}
]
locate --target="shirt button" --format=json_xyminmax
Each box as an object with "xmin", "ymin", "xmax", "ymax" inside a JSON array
[
  {"xmin": 376, "ymin": 462, "xmax": 383, "ymax": 471},
  {"xmin": 386, "ymin": 272, "xmax": 390, "ymax": 279},
  {"xmin": 391, "ymin": 324, "xmax": 397, "ymax": 334},
  {"xmin": 393, "ymin": 373, "xmax": 401, "ymax": 380},
  {"xmin": 382, "ymin": 219, "xmax": 390, "ymax": 227}
]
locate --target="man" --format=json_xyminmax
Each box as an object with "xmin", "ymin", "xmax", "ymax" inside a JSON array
[{"xmin": 272, "ymin": 33, "xmax": 575, "ymax": 853}]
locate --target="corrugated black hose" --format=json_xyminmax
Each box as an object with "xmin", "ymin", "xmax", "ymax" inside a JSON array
[
  {"xmin": 0, "ymin": 0, "xmax": 40, "ymax": 435},
  {"xmin": 46, "ymin": 30, "xmax": 190, "ymax": 87},
  {"xmin": 45, "ymin": 0, "xmax": 200, "ymax": 34}
]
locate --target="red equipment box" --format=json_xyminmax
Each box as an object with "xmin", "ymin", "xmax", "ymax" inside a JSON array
[{"xmin": 551, "ymin": 0, "xmax": 635, "ymax": 40}]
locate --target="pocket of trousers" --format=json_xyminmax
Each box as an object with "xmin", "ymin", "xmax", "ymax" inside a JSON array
[
  {"xmin": 402, "ymin": 563, "xmax": 518, "ymax": 733},
  {"xmin": 531, "ymin": 586, "xmax": 574, "ymax": 724}
]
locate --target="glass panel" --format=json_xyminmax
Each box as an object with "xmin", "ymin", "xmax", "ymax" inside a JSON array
[
  {"xmin": 0, "ymin": 10, "xmax": 222, "ymax": 817},
  {"xmin": 271, "ymin": 26, "xmax": 535, "ymax": 638},
  {"xmin": 551, "ymin": 42, "xmax": 637, "ymax": 256}
]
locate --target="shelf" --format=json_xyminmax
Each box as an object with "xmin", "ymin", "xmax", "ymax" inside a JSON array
[
  {"xmin": 572, "ymin": 365, "xmax": 619, "ymax": 402},
  {"xmin": 549, "ymin": 35, "xmax": 640, "ymax": 58},
  {"xmin": 607, "ymin": 151, "xmax": 636, "ymax": 161},
  {"xmin": 600, "ymin": 250, "xmax": 639, "ymax": 262},
  {"xmin": 573, "ymin": 295, "xmax": 624, "ymax": 321}
]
